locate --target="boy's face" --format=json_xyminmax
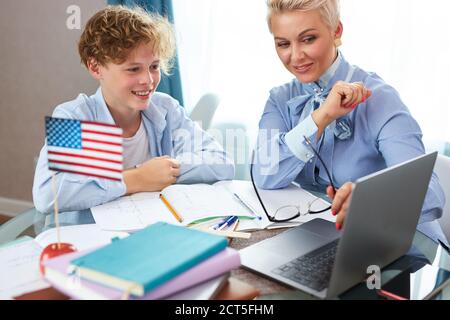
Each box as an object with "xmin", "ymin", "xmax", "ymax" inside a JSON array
[{"xmin": 92, "ymin": 42, "xmax": 161, "ymax": 116}]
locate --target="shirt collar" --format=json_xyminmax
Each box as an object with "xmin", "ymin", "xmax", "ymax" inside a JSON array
[
  {"xmin": 92, "ymin": 87, "xmax": 117, "ymax": 125},
  {"xmin": 317, "ymin": 50, "xmax": 342, "ymax": 88},
  {"xmin": 288, "ymin": 51, "xmax": 352, "ymax": 114},
  {"xmin": 299, "ymin": 50, "xmax": 344, "ymax": 94}
]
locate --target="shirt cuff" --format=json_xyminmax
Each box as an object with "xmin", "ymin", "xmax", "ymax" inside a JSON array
[
  {"xmin": 284, "ymin": 115, "xmax": 318, "ymax": 162},
  {"xmin": 102, "ymin": 179, "xmax": 127, "ymax": 203}
]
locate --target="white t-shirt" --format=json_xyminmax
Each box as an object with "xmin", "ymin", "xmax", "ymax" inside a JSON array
[{"xmin": 122, "ymin": 120, "xmax": 150, "ymax": 169}]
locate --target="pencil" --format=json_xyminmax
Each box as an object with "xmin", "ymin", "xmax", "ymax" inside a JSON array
[{"xmin": 159, "ymin": 194, "xmax": 184, "ymax": 223}]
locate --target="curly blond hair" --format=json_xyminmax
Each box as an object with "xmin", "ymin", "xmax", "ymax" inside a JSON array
[
  {"xmin": 266, "ymin": 0, "xmax": 340, "ymax": 31},
  {"xmin": 78, "ymin": 5, "xmax": 176, "ymax": 74}
]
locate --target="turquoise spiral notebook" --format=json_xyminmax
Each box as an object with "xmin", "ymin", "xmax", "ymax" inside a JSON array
[{"xmin": 70, "ymin": 222, "xmax": 228, "ymax": 297}]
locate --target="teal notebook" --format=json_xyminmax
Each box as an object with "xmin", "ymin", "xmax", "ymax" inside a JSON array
[{"xmin": 70, "ymin": 222, "xmax": 227, "ymax": 296}]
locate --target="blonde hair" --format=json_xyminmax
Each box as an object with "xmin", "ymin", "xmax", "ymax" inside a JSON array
[
  {"xmin": 266, "ymin": 0, "xmax": 340, "ymax": 31},
  {"xmin": 78, "ymin": 5, "xmax": 176, "ymax": 74}
]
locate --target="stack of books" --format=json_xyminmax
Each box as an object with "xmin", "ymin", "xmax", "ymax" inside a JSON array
[{"xmin": 43, "ymin": 222, "xmax": 241, "ymax": 300}]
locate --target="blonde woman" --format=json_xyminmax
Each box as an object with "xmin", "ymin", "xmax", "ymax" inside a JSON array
[{"xmin": 253, "ymin": 0, "xmax": 446, "ymax": 245}]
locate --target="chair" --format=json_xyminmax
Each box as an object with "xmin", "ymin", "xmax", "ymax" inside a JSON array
[
  {"xmin": 189, "ymin": 93, "xmax": 220, "ymax": 131},
  {"xmin": 434, "ymin": 154, "xmax": 450, "ymax": 244},
  {"xmin": 0, "ymin": 208, "xmax": 38, "ymax": 245},
  {"xmin": 208, "ymin": 121, "xmax": 250, "ymax": 181}
]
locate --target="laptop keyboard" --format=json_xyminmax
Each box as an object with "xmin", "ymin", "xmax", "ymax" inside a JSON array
[{"xmin": 272, "ymin": 239, "xmax": 339, "ymax": 292}]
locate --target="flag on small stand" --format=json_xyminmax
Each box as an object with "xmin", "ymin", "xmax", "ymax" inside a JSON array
[{"xmin": 45, "ymin": 117, "xmax": 123, "ymax": 181}]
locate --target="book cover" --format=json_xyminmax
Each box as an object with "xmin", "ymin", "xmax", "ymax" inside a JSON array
[
  {"xmin": 44, "ymin": 247, "xmax": 240, "ymax": 300},
  {"xmin": 69, "ymin": 222, "xmax": 228, "ymax": 296}
]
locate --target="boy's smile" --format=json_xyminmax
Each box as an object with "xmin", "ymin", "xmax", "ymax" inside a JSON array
[{"xmin": 131, "ymin": 89, "xmax": 152, "ymax": 100}]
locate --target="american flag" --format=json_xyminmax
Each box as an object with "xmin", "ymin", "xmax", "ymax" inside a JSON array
[{"xmin": 45, "ymin": 117, "xmax": 123, "ymax": 181}]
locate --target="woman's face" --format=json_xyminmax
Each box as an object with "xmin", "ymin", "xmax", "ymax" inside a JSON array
[{"xmin": 270, "ymin": 9, "xmax": 341, "ymax": 83}]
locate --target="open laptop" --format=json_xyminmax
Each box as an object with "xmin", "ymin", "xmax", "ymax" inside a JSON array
[{"xmin": 240, "ymin": 152, "xmax": 438, "ymax": 299}]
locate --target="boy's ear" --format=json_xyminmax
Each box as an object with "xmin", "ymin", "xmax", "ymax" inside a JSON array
[{"xmin": 87, "ymin": 58, "xmax": 102, "ymax": 80}]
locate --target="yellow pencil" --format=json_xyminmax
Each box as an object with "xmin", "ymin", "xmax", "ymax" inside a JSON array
[{"xmin": 160, "ymin": 194, "xmax": 184, "ymax": 223}]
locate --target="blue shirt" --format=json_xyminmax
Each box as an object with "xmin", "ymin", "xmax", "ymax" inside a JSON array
[
  {"xmin": 254, "ymin": 53, "xmax": 446, "ymax": 244},
  {"xmin": 33, "ymin": 87, "xmax": 234, "ymax": 222}
]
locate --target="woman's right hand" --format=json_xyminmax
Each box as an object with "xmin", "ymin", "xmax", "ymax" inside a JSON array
[
  {"xmin": 326, "ymin": 182, "xmax": 354, "ymax": 230},
  {"xmin": 123, "ymin": 156, "xmax": 180, "ymax": 194},
  {"xmin": 312, "ymin": 81, "xmax": 371, "ymax": 135}
]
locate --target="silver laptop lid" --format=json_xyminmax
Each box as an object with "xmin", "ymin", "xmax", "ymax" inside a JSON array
[{"xmin": 327, "ymin": 152, "xmax": 438, "ymax": 298}]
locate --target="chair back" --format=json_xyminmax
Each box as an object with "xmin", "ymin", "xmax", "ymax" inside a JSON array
[
  {"xmin": 435, "ymin": 154, "xmax": 450, "ymax": 244},
  {"xmin": 189, "ymin": 93, "xmax": 220, "ymax": 131},
  {"xmin": 0, "ymin": 209, "xmax": 36, "ymax": 245}
]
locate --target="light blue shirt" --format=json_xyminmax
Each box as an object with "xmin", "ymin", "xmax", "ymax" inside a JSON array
[
  {"xmin": 254, "ymin": 53, "xmax": 446, "ymax": 244},
  {"xmin": 33, "ymin": 87, "xmax": 234, "ymax": 223}
]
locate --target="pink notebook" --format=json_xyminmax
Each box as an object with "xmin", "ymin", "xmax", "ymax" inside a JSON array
[{"xmin": 43, "ymin": 247, "xmax": 240, "ymax": 300}]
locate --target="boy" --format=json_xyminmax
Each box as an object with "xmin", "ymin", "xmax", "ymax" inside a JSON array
[{"xmin": 33, "ymin": 6, "xmax": 234, "ymax": 219}]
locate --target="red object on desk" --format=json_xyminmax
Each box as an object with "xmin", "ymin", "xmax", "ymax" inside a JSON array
[
  {"xmin": 377, "ymin": 289, "xmax": 408, "ymax": 300},
  {"xmin": 39, "ymin": 243, "xmax": 77, "ymax": 276}
]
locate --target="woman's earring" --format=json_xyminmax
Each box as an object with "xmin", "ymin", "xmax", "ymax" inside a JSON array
[{"xmin": 334, "ymin": 38, "xmax": 342, "ymax": 48}]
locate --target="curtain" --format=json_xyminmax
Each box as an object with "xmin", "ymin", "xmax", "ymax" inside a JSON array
[{"xmin": 108, "ymin": 0, "xmax": 184, "ymax": 106}]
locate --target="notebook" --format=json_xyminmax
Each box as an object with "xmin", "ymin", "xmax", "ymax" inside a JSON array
[
  {"xmin": 91, "ymin": 183, "xmax": 259, "ymax": 232},
  {"xmin": 44, "ymin": 247, "xmax": 240, "ymax": 300},
  {"xmin": 69, "ymin": 222, "xmax": 228, "ymax": 297},
  {"xmin": 165, "ymin": 273, "xmax": 230, "ymax": 300},
  {"xmin": 91, "ymin": 181, "xmax": 332, "ymax": 233}
]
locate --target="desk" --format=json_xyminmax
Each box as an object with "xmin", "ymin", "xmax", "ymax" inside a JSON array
[{"xmin": 3, "ymin": 208, "xmax": 450, "ymax": 300}]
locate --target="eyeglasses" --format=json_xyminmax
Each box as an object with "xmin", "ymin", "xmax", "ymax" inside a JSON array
[{"xmin": 250, "ymin": 135, "xmax": 336, "ymax": 223}]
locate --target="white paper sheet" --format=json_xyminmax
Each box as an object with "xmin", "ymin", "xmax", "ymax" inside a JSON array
[
  {"xmin": 91, "ymin": 181, "xmax": 334, "ymax": 233},
  {"xmin": 215, "ymin": 180, "xmax": 335, "ymax": 231},
  {"xmin": 0, "ymin": 239, "xmax": 49, "ymax": 299},
  {"xmin": 91, "ymin": 185, "xmax": 256, "ymax": 232},
  {"xmin": 91, "ymin": 192, "xmax": 178, "ymax": 232},
  {"xmin": 35, "ymin": 224, "xmax": 129, "ymax": 251}
]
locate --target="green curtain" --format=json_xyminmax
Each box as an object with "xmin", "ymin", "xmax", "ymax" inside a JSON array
[{"xmin": 108, "ymin": 0, "xmax": 184, "ymax": 106}]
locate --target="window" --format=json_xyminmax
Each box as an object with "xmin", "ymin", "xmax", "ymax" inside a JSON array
[{"xmin": 173, "ymin": 0, "xmax": 450, "ymax": 151}]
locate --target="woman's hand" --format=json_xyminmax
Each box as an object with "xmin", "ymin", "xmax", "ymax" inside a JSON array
[
  {"xmin": 326, "ymin": 182, "xmax": 354, "ymax": 230},
  {"xmin": 123, "ymin": 156, "xmax": 181, "ymax": 194},
  {"xmin": 312, "ymin": 81, "xmax": 371, "ymax": 137}
]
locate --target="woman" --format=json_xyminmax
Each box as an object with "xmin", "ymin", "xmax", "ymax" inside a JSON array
[{"xmin": 253, "ymin": 0, "xmax": 446, "ymax": 244}]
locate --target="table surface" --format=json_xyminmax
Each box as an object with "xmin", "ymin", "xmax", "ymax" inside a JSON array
[{"xmin": 5, "ymin": 209, "xmax": 450, "ymax": 300}]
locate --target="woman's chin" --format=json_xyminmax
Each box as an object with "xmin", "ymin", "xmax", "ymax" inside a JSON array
[{"xmin": 295, "ymin": 73, "xmax": 319, "ymax": 84}]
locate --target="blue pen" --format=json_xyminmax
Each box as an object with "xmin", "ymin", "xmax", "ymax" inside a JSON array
[{"xmin": 213, "ymin": 216, "xmax": 239, "ymax": 231}]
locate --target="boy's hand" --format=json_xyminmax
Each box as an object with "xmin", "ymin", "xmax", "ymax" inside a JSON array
[{"xmin": 123, "ymin": 156, "xmax": 180, "ymax": 194}]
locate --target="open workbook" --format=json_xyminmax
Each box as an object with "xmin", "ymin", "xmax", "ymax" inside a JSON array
[
  {"xmin": 91, "ymin": 182, "xmax": 260, "ymax": 232},
  {"xmin": 91, "ymin": 180, "xmax": 334, "ymax": 233}
]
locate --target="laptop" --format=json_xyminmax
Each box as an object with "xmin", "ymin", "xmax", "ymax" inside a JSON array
[{"xmin": 240, "ymin": 152, "xmax": 438, "ymax": 299}]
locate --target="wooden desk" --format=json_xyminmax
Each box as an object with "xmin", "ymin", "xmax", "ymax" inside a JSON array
[
  {"xmin": 7, "ymin": 209, "xmax": 450, "ymax": 300},
  {"xmin": 229, "ymin": 227, "xmax": 450, "ymax": 300},
  {"xmin": 229, "ymin": 228, "xmax": 293, "ymax": 296}
]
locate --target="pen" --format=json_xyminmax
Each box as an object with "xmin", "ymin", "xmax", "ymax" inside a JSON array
[
  {"xmin": 213, "ymin": 215, "xmax": 239, "ymax": 231},
  {"xmin": 232, "ymin": 193, "xmax": 262, "ymax": 220},
  {"xmin": 160, "ymin": 194, "xmax": 184, "ymax": 223}
]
